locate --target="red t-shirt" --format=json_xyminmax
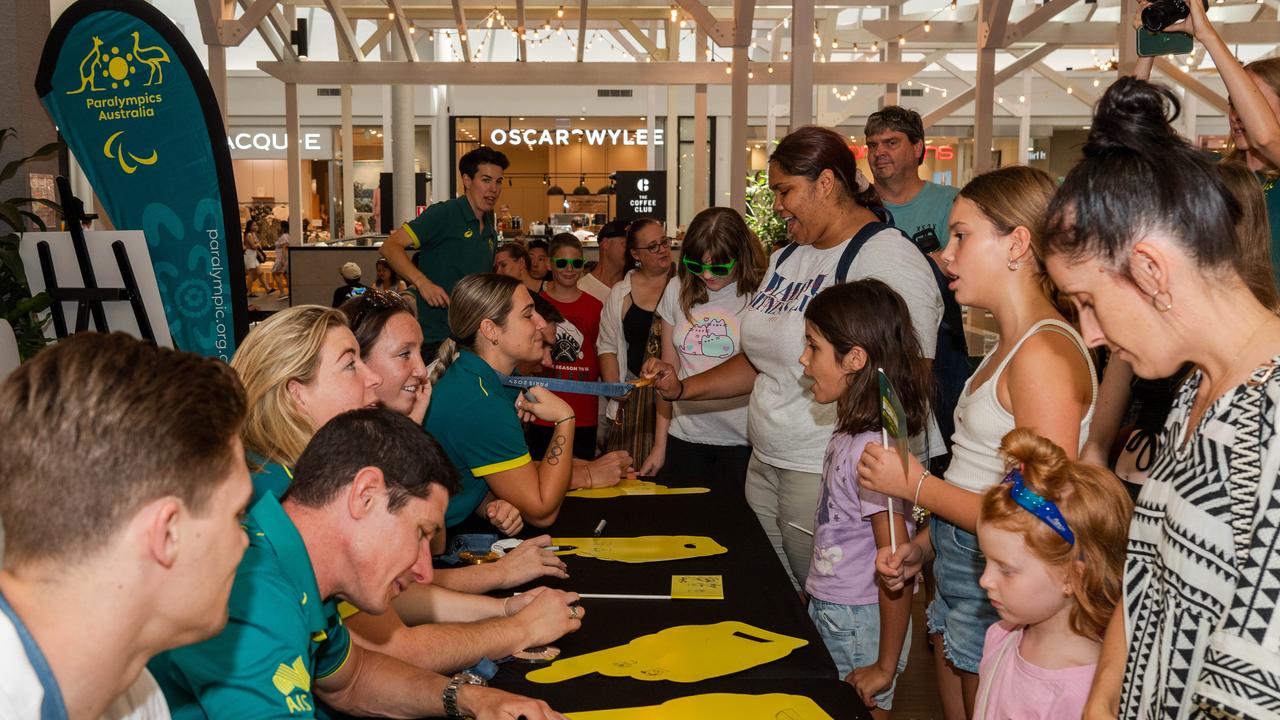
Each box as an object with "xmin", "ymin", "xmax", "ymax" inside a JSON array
[{"xmin": 535, "ymin": 289, "xmax": 603, "ymax": 427}]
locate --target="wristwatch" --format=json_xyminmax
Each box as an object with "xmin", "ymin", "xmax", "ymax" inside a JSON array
[{"xmin": 442, "ymin": 671, "xmax": 486, "ymax": 718}]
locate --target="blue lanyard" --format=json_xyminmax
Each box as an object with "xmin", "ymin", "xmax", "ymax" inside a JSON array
[
  {"xmin": 0, "ymin": 591, "xmax": 68, "ymax": 720},
  {"xmin": 496, "ymin": 373, "xmax": 640, "ymax": 398}
]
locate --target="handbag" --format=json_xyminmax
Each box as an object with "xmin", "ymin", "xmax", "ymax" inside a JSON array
[
  {"xmin": 605, "ymin": 309, "xmax": 663, "ymax": 463},
  {"xmin": 256, "ymin": 248, "xmax": 267, "ymax": 263}
]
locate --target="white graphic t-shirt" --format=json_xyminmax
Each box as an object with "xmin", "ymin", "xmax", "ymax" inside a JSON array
[
  {"xmin": 656, "ymin": 278, "xmax": 751, "ymax": 446},
  {"xmin": 742, "ymin": 229, "xmax": 943, "ymax": 473}
]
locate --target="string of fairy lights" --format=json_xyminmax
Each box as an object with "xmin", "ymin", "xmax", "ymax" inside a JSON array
[{"xmin": 410, "ymin": 0, "xmax": 1177, "ymax": 101}]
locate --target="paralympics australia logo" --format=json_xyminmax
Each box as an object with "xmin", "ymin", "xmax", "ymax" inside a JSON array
[
  {"xmin": 67, "ymin": 31, "xmax": 169, "ymax": 174},
  {"xmin": 271, "ymin": 656, "xmax": 315, "ymax": 714}
]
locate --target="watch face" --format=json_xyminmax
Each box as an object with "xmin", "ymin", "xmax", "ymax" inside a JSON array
[{"xmin": 456, "ymin": 671, "xmax": 487, "ymax": 686}]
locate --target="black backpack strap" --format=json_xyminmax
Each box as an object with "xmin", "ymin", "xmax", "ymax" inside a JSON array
[
  {"xmin": 774, "ymin": 241, "xmax": 801, "ymax": 270},
  {"xmin": 835, "ymin": 220, "xmax": 897, "ymax": 283}
]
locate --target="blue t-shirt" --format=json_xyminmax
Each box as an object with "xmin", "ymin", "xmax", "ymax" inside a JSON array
[{"xmin": 883, "ymin": 181, "xmax": 959, "ymax": 251}]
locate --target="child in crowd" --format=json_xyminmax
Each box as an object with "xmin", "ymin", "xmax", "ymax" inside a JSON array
[
  {"xmin": 528, "ymin": 234, "xmax": 603, "ymax": 461},
  {"xmin": 972, "ymin": 428, "xmax": 1132, "ymax": 720},
  {"xmin": 799, "ymin": 280, "xmax": 931, "ymax": 719},
  {"xmin": 859, "ymin": 166, "xmax": 1096, "ymax": 717},
  {"xmin": 642, "ymin": 207, "xmax": 764, "ymax": 485}
]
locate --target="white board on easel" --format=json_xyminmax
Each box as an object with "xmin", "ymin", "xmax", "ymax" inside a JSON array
[{"xmin": 19, "ymin": 231, "xmax": 173, "ymax": 348}]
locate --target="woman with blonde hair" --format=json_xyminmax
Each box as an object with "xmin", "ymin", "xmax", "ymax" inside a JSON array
[
  {"xmin": 232, "ymin": 304, "xmax": 381, "ymax": 501},
  {"xmin": 859, "ymin": 165, "xmax": 1097, "ymax": 719},
  {"xmin": 426, "ymin": 273, "xmax": 632, "ymax": 530}
]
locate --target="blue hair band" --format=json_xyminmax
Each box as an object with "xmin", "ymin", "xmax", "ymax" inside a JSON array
[{"xmin": 1003, "ymin": 467, "xmax": 1075, "ymax": 546}]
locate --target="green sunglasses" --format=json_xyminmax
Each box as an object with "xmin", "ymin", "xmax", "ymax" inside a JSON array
[
  {"xmin": 682, "ymin": 256, "xmax": 737, "ymax": 277},
  {"xmin": 553, "ymin": 257, "xmax": 585, "ymax": 269}
]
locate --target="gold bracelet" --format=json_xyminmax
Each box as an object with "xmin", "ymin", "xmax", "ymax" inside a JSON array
[
  {"xmin": 553, "ymin": 415, "xmax": 576, "ymax": 427},
  {"xmin": 913, "ymin": 469, "xmax": 930, "ymax": 509}
]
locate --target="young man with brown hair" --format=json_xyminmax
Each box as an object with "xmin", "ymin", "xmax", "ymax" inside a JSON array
[{"xmin": 0, "ymin": 332, "xmax": 253, "ymax": 719}]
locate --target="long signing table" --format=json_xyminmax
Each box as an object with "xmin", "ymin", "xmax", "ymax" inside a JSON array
[{"xmin": 488, "ymin": 478, "xmax": 873, "ymax": 720}]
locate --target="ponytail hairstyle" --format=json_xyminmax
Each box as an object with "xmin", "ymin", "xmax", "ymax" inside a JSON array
[
  {"xmin": 231, "ymin": 305, "xmax": 349, "ymax": 469},
  {"xmin": 958, "ymin": 166, "xmax": 1073, "ymax": 321},
  {"xmin": 982, "ymin": 428, "xmax": 1133, "ymax": 641},
  {"xmin": 426, "ymin": 273, "xmax": 522, "ymax": 386},
  {"xmin": 678, "ymin": 207, "xmax": 766, "ymax": 322},
  {"xmin": 1218, "ymin": 161, "xmax": 1280, "ymax": 313},
  {"xmin": 770, "ymin": 125, "xmax": 881, "ymax": 212},
  {"xmin": 803, "ymin": 280, "xmax": 932, "ymax": 436},
  {"xmin": 1041, "ymin": 77, "xmax": 1242, "ymax": 282}
]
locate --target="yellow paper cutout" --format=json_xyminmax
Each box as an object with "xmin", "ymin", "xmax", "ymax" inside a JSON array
[
  {"xmin": 551, "ymin": 536, "xmax": 727, "ymax": 563},
  {"xmin": 566, "ymin": 479, "xmax": 709, "ymax": 499},
  {"xmin": 526, "ymin": 621, "xmax": 807, "ymax": 684},
  {"xmin": 670, "ymin": 575, "xmax": 724, "ymax": 600},
  {"xmin": 566, "ymin": 693, "xmax": 832, "ymax": 720}
]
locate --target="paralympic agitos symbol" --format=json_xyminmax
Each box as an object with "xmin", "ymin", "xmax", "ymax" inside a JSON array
[{"xmin": 103, "ymin": 130, "xmax": 157, "ymax": 174}]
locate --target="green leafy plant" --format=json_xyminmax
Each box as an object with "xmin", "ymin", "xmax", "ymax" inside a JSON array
[
  {"xmin": 744, "ymin": 170, "xmax": 787, "ymax": 254},
  {"xmin": 0, "ymin": 128, "xmax": 63, "ymax": 359}
]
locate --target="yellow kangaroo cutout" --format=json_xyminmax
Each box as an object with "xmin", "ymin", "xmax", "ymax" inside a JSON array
[
  {"xmin": 551, "ymin": 536, "xmax": 727, "ymax": 563},
  {"xmin": 131, "ymin": 32, "xmax": 169, "ymax": 86},
  {"xmin": 567, "ymin": 479, "xmax": 709, "ymax": 499},
  {"xmin": 69, "ymin": 36, "xmax": 104, "ymax": 94},
  {"xmin": 527, "ymin": 621, "xmax": 807, "ymax": 684},
  {"xmin": 566, "ymin": 692, "xmax": 832, "ymax": 720}
]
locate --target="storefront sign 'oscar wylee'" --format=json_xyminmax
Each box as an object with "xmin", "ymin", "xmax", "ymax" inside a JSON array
[
  {"xmin": 490, "ymin": 127, "xmax": 665, "ymax": 147},
  {"xmin": 36, "ymin": 0, "xmax": 247, "ymax": 360},
  {"xmin": 614, "ymin": 171, "xmax": 666, "ymax": 223}
]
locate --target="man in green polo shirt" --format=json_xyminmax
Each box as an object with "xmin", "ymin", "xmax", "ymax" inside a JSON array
[
  {"xmin": 150, "ymin": 408, "xmax": 567, "ymax": 720},
  {"xmin": 381, "ymin": 146, "xmax": 509, "ymax": 359}
]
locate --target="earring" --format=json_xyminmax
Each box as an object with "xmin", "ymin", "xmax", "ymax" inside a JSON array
[
  {"xmin": 1007, "ymin": 258, "xmax": 1020, "ymax": 271},
  {"xmin": 1149, "ymin": 289, "xmax": 1173, "ymax": 313}
]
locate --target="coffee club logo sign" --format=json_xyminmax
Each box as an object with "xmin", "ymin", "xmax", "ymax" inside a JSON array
[
  {"xmin": 490, "ymin": 127, "xmax": 664, "ymax": 147},
  {"xmin": 38, "ymin": 0, "xmax": 249, "ymax": 359}
]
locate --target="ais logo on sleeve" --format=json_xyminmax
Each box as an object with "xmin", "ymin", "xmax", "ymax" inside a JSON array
[{"xmin": 272, "ymin": 656, "xmax": 314, "ymax": 713}]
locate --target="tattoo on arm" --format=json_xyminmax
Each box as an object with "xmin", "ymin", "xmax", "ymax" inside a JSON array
[{"xmin": 546, "ymin": 435, "xmax": 566, "ymax": 465}]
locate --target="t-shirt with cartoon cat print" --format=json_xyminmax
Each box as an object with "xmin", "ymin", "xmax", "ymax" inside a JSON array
[
  {"xmin": 534, "ymin": 289, "xmax": 603, "ymax": 428},
  {"xmin": 805, "ymin": 430, "xmax": 913, "ymax": 606},
  {"xmin": 656, "ymin": 277, "xmax": 751, "ymax": 447}
]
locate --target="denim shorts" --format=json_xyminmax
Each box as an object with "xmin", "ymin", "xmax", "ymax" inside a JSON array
[
  {"xmin": 926, "ymin": 515, "xmax": 1001, "ymax": 674},
  {"xmin": 808, "ymin": 597, "xmax": 912, "ymax": 710}
]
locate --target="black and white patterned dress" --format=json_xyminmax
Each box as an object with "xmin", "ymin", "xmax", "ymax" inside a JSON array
[{"xmin": 1121, "ymin": 359, "xmax": 1280, "ymax": 719}]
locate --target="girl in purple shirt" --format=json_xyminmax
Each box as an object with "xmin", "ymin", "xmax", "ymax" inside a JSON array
[{"xmin": 798, "ymin": 280, "xmax": 932, "ymax": 718}]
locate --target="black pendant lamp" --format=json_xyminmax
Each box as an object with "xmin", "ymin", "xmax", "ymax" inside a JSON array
[{"xmin": 572, "ymin": 175, "xmax": 592, "ymax": 195}]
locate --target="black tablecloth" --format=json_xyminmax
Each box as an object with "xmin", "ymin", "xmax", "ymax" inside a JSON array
[{"xmin": 487, "ymin": 479, "xmax": 873, "ymax": 720}]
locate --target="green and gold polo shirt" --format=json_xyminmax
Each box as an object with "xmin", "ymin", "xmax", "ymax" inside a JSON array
[
  {"xmin": 149, "ymin": 494, "xmax": 351, "ymax": 719},
  {"xmin": 401, "ymin": 195, "xmax": 498, "ymax": 344},
  {"xmin": 424, "ymin": 349, "xmax": 531, "ymax": 527},
  {"xmin": 248, "ymin": 451, "xmax": 293, "ymax": 505}
]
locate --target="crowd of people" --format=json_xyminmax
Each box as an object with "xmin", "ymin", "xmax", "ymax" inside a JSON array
[{"xmin": 3, "ymin": 23, "xmax": 1280, "ymax": 718}]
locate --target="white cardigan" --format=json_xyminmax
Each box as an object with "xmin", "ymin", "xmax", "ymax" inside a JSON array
[{"xmin": 596, "ymin": 270, "xmax": 636, "ymax": 380}]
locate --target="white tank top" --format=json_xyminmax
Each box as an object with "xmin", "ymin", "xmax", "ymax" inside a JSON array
[{"xmin": 945, "ymin": 319, "xmax": 1097, "ymax": 494}]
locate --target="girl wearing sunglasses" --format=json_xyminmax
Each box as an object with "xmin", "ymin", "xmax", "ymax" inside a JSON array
[
  {"xmin": 638, "ymin": 208, "xmax": 765, "ymax": 487},
  {"xmin": 526, "ymin": 234, "xmax": 604, "ymax": 461}
]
